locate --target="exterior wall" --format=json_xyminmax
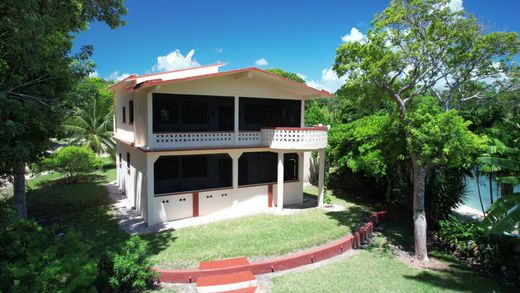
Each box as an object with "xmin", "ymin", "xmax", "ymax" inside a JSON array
[
  {"xmin": 114, "ymin": 88, "xmax": 135, "ymax": 143},
  {"xmin": 115, "ymin": 141, "xmax": 147, "ymax": 218}
]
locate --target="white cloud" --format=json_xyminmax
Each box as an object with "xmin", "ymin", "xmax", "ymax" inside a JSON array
[
  {"xmin": 305, "ymin": 68, "xmax": 347, "ymax": 93},
  {"xmin": 341, "ymin": 27, "xmax": 366, "ymax": 43},
  {"xmin": 88, "ymin": 70, "xmax": 99, "ymax": 78},
  {"xmin": 215, "ymin": 48, "xmax": 224, "ymax": 53},
  {"xmin": 215, "ymin": 60, "xmax": 229, "ymax": 66},
  {"xmin": 447, "ymin": 0, "xmax": 464, "ymax": 12},
  {"xmin": 254, "ymin": 58, "xmax": 269, "ymax": 66},
  {"xmin": 108, "ymin": 71, "xmax": 131, "ymax": 81},
  {"xmin": 152, "ymin": 49, "xmax": 201, "ymax": 72}
]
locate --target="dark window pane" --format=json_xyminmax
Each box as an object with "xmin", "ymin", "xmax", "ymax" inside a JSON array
[
  {"xmin": 152, "ymin": 93, "xmax": 233, "ymax": 132},
  {"xmin": 182, "ymin": 101, "xmax": 207, "ymax": 124},
  {"xmin": 239, "ymin": 97, "xmax": 301, "ymax": 130},
  {"xmin": 182, "ymin": 155, "xmax": 207, "ymax": 178},
  {"xmin": 238, "ymin": 152, "xmax": 277, "ymax": 185},
  {"xmin": 154, "ymin": 154, "xmax": 231, "ymax": 194},
  {"xmin": 129, "ymin": 100, "xmax": 134, "ymax": 124},
  {"xmin": 284, "ymin": 153, "xmax": 298, "ymax": 181},
  {"xmin": 126, "ymin": 152, "xmax": 130, "ymax": 168},
  {"xmin": 122, "ymin": 106, "xmax": 126, "ymax": 123}
]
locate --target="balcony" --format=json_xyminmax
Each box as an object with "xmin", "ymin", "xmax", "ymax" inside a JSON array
[{"xmin": 151, "ymin": 127, "xmax": 328, "ymax": 150}]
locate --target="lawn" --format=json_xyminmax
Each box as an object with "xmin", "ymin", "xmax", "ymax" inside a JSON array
[
  {"xmin": 270, "ymin": 203, "xmax": 513, "ymax": 293},
  {"xmin": 17, "ymin": 165, "xmax": 373, "ymax": 269},
  {"xmin": 14, "ymin": 167, "xmax": 513, "ymax": 292}
]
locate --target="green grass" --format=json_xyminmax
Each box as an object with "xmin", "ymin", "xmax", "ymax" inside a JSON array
[
  {"xmin": 21, "ymin": 165, "xmax": 373, "ymax": 270},
  {"xmin": 271, "ymin": 194, "xmax": 512, "ymax": 293},
  {"xmin": 18, "ymin": 167, "xmax": 513, "ymax": 291}
]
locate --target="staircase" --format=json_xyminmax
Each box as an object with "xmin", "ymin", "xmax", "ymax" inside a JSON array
[{"xmin": 196, "ymin": 257, "xmax": 257, "ymax": 293}]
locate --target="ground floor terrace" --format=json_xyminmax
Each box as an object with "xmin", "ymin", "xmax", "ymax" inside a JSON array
[{"xmin": 115, "ymin": 142, "xmax": 326, "ymax": 226}]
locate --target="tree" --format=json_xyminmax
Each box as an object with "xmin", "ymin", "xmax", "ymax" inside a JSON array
[
  {"xmin": 62, "ymin": 97, "xmax": 114, "ymax": 156},
  {"xmin": 329, "ymin": 111, "xmax": 407, "ymax": 202},
  {"xmin": 0, "ymin": 0, "xmax": 127, "ymax": 218},
  {"xmin": 333, "ymin": 0, "xmax": 517, "ymax": 260},
  {"xmin": 266, "ymin": 68, "xmax": 306, "ymax": 84}
]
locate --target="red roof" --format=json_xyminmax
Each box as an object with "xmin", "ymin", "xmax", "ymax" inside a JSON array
[{"xmin": 125, "ymin": 67, "xmax": 333, "ymax": 97}]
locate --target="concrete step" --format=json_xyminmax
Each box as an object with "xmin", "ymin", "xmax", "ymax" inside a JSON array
[
  {"xmin": 199, "ymin": 257, "xmax": 250, "ymax": 270},
  {"xmin": 196, "ymin": 271, "xmax": 256, "ymax": 293}
]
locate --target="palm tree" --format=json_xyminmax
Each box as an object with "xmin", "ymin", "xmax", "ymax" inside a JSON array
[
  {"xmin": 62, "ymin": 97, "xmax": 114, "ymax": 156},
  {"xmin": 479, "ymin": 139, "xmax": 520, "ymax": 234}
]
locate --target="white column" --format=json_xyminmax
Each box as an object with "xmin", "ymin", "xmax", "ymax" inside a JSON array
[
  {"xmin": 146, "ymin": 154, "xmax": 157, "ymax": 226},
  {"xmin": 300, "ymin": 99, "xmax": 305, "ymax": 127},
  {"xmin": 230, "ymin": 151, "xmax": 242, "ymax": 212},
  {"xmin": 146, "ymin": 92, "xmax": 154, "ymax": 149},
  {"xmin": 234, "ymin": 96, "xmax": 239, "ymax": 145},
  {"xmin": 298, "ymin": 152, "xmax": 305, "ymax": 201},
  {"xmin": 277, "ymin": 152, "xmax": 284, "ymax": 210},
  {"xmin": 318, "ymin": 149, "xmax": 325, "ymax": 207}
]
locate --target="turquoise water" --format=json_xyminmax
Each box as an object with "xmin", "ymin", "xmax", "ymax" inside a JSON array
[{"xmin": 464, "ymin": 174, "xmax": 520, "ymax": 212}]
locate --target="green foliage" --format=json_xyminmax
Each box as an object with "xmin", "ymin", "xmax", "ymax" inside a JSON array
[
  {"xmin": 40, "ymin": 146, "xmax": 102, "ymax": 180},
  {"xmin": 425, "ymin": 167, "xmax": 468, "ymax": 227},
  {"xmin": 0, "ymin": 0, "xmax": 126, "ymax": 176},
  {"xmin": 329, "ymin": 111, "xmax": 406, "ymax": 179},
  {"xmin": 62, "ymin": 95, "xmax": 115, "ymax": 155},
  {"xmin": 266, "ymin": 68, "xmax": 306, "ymax": 84},
  {"xmin": 406, "ymin": 97, "xmax": 486, "ymax": 168},
  {"xmin": 97, "ymin": 236, "xmax": 158, "ymax": 292},
  {"xmin": 304, "ymin": 100, "xmax": 334, "ymax": 126},
  {"xmin": 0, "ymin": 205, "xmax": 98, "ymax": 292},
  {"xmin": 438, "ymin": 216, "xmax": 520, "ymax": 284},
  {"xmin": 481, "ymin": 193, "xmax": 520, "ymax": 235}
]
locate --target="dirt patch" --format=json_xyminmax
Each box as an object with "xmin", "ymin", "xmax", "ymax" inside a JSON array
[{"xmin": 390, "ymin": 243, "xmax": 449, "ymax": 271}]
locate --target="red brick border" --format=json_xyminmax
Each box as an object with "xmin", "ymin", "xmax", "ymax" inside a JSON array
[{"xmin": 157, "ymin": 211, "xmax": 387, "ymax": 283}]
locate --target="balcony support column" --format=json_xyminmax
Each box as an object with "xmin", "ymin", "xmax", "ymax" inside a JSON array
[
  {"xmin": 234, "ymin": 96, "xmax": 239, "ymax": 144},
  {"xmin": 146, "ymin": 92, "xmax": 153, "ymax": 149},
  {"xmin": 230, "ymin": 151, "xmax": 242, "ymax": 212},
  {"xmin": 277, "ymin": 152, "xmax": 284, "ymax": 211},
  {"xmin": 318, "ymin": 148, "xmax": 325, "ymax": 207},
  {"xmin": 300, "ymin": 100, "xmax": 305, "ymax": 127}
]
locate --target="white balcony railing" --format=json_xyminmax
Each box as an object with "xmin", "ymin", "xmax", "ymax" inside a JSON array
[
  {"xmin": 151, "ymin": 127, "xmax": 328, "ymax": 150},
  {"xmin": 261, "ymin": 127, "xmax": 328, "ymax": 150}
]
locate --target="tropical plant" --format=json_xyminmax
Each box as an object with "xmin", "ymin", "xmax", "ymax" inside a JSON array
[
  {"xmin": 266, "ymin": 68, "xmax": 306, "ymax": 84},
  {"xmin": 97, "ymin": 236, "xmax": 158, "ymax": 292},
  {"xmin": 333, "ymin": 0, "xmax": 518, "ymax": 260},
  {"xmin": 0, "ymin": 0, "xmax": 127, "ymax": 218},
  {"xmin": 62, "ymin": 97, "xmax": 115, "ymax": 156},
  {"xmin": 478, "ymin": 139, "xmax": 520, "ymax": 234},
  {"xmin": 40, "ymin": 146, "xmax": 102, "ymax": 181}
]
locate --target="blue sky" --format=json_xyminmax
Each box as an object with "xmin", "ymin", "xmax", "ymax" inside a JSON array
[{"xmin": 73, "ymin": 0, "xmax": 520, "ymax": 92}]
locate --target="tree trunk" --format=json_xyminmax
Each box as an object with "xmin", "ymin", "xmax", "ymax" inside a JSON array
[
  {"xmin": 413, "ymin": 160, "xmax": 429, "ymax": 261},
  {"xmin": 475, "ymin": 168, "xmax": 486, "ymax": 216},
  {"xmin": 13, "ymin": 161, "xmax": 27, "ymax": 219},
  {"xmin": 489, "ymin": 174, "xmax": 494, "ymax": 204},
  {"xmin": 385, "ymin": 176, "xmax": 392, "ymax": 203}
]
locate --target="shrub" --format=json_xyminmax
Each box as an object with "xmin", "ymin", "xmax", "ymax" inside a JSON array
[
  {"xmin": 40, "ymin": 146, "xmax": 102, "ymax": 181},
  {"xmin": 97, "ymin": 236, "xmax": 158, "ymax": 292},
  {"xmin": 0, "ymin": 205, "xmax": 98, "ymax": 292},
  {"xmin": 437, "ymin": 215, "xmax": 520, "ymax": 284}
]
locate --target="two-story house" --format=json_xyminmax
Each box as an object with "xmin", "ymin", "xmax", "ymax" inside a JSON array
[{"xmin": 110, "ymin": 64, "xmax": 332, "ymax": 226}]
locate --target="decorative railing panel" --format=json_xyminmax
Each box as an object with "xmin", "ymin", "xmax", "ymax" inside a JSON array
[
  {"xmin": 260, "ymin": 127, "xmax": 328, "ymax": 150},
  {"xmin": 150, "ymin": 127, "xmax": 327, "ymax": 150},
  {"xmin": 153, "ymin": 132, "xmax": 235, "ymax": 148}
]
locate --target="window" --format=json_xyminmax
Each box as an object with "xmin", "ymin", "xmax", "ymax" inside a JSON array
[
  {"xmin": 239, "ymin": 97, "xmax": 301, "ymax": 130},
  {"xmin": 152, "ymin": 93, "xmax": 233, "ymax": 132},
  {"xmin": 122, "ymin": 106, "xmax": 126, "ymax": 123},
  {"xmin": 126, "ymin": 152, "xmax": 130, "ymax": 169},
  {"xmin": 238, "ymin": 152, "xmax": 298, "ymax": 185},
  {"xmin": 181, "ymin": 101, "xmax": 207, "ymax": 124},
  {"xmin": 128, "ymin": 100, "xmax": 134, "ymax": 124},
  {"xmin": 119, "ymin": 153, "xmax": 122, "ymax": 168},
  {"xmin": 284, "ymin": 153, "xmax": 299, "ymax": 181},
  {"xmin": 154, "ymin": 154, "xmax": 232, "ymax": 194},
  {"xmin": 238, "ymin": 152, "xmax": 277, "ymax": 185}
]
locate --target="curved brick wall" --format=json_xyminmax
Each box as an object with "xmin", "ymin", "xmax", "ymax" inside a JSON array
[{"xmin": 157, "ymin": 211, "xmax": 387, "ymax": 283}]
